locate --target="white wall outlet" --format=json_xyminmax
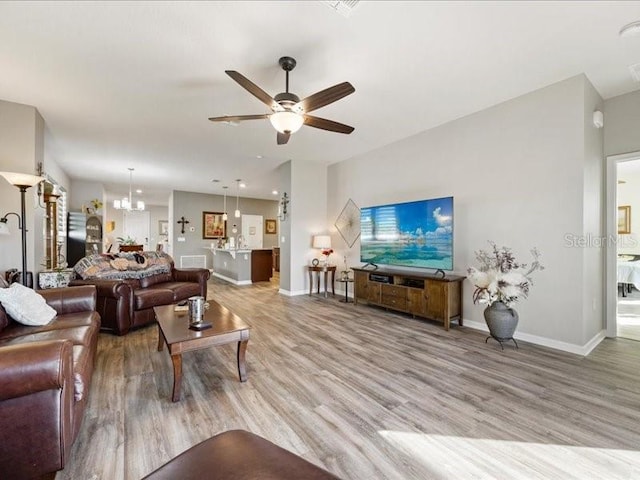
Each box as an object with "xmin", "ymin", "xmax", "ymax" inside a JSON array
[
  {"xmin": 281, "ymin": 236, "xmax": 285, "ymax": 243},
  {"xmin": 177, "ymin": 236, "xmax": 186, "ymax": 242}
]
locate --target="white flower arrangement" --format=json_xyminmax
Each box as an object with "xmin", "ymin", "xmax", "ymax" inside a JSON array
[{"xmin": 467, "ymin": 242, "xmax": 544, "ymax": 307}]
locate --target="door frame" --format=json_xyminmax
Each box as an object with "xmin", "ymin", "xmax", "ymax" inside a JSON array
[{"xmin": 605, "ymin": 150, "xmax": 640, "ymax": 337}]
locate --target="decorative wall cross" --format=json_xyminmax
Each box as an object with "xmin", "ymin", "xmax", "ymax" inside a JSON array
[
  {"xmin": 278, "ymin": 192, "xmax": 289, "ymax": 221},
  {"xmin": 177, "ymin": 216, "xmax": 190, "ymax": 234}
]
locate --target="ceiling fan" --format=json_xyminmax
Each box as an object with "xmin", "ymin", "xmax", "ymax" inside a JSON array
[{"xmin": 208, "ymin": 56, "xmax": 355, "ymax": 145}]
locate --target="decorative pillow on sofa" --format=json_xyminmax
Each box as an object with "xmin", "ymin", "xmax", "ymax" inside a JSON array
[{"xmin": 0, "ymin": 282, "xmax": 57, "ymax": 326}]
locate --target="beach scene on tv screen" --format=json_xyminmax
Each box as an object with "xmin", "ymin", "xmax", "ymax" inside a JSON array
[{"xmin": 360, "ymin": 197, "xmax": 453, "ymax": 270}]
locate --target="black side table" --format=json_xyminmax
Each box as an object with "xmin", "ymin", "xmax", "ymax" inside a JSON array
[{"xmin": 339, "ymin": 278, "xmax": 354, "ymax": 303}]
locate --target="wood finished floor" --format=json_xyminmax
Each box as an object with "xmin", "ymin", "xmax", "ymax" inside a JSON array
[{"xmin": 58, "ymin": 278, "xmax": 640, "ymax": 479}]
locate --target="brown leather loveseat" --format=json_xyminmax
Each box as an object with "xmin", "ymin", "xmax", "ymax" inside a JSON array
[
  {"xmin": 70, "ymin": 252, "xmax": 210, "ymax": 335},
  {"xmin": 0, "ymin": 285, "xmax": 101, "ymax": 479}
]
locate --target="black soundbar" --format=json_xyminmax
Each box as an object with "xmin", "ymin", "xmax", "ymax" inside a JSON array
[{"xmin": 369, "ymin": 274, "xmax": 393, "ymax": 284}]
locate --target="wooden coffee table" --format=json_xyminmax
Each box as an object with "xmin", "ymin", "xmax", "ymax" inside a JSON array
[{"xmin": 154, "ymin": 302, "xmax": 250, "ymax": 402}]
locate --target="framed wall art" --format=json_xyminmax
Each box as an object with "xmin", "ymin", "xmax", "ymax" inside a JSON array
[
  {"xmin": 202, "ymin": 211, "xmax": 226, "ymax": 239},
  {"xmin": 618, "ymin": 205, "xmax": 631, "ymax": 234},
  {"xmin": 265, "ymin": 218, "xmax": 277, "ymax": 235}
]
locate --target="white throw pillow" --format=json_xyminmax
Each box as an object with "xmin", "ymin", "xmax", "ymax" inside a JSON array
[{"xmin": 0, "ymin": 282, "xmax": 56, "ymax": 326}]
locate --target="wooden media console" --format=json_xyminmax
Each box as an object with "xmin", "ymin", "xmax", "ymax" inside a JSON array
[{"xmin": 352, "ymin": 267, "xmax": 465, "ymax": 330}]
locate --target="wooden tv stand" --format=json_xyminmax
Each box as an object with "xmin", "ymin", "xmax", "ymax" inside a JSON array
[{"xmin": 352, "ymin": 267, "xmax": 464, "ymax": 330}]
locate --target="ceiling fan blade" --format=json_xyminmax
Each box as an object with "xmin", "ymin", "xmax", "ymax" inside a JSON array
[
  {"xmin": 225, "ymin": 71, "xmax": 282, "ymax": 111},
  {"xmin": 277, "ymin": 132, "xmax": 290, "ymax": 145},
  {"xmin": 303, "ymin": 115, "xmax": 354, "ymax": 134},
  {"xmin": 208, "ymin": 114, "xmax": 270, "ymax": 122},
  {"xmin": 295, "ymin": 82, "xmax": 355, "ymax": 113}
]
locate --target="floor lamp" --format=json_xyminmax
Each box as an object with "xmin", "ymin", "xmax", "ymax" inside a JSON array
[{"xmin": 0, "ymin": 171, "xmax": 45, "ymax": 287}]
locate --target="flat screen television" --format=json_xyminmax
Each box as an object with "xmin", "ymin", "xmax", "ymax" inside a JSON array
[{"xmin": 360, "ymin": 196, "xmax": 453, "ymax": 270}]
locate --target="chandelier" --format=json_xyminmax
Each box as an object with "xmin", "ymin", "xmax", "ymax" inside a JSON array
[{"xmin": 113, "ymin": 168, "xmax": 145, "ymax": 211}]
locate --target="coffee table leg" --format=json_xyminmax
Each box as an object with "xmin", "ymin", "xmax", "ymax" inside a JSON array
[
  {"xmin": 237, "ymin": 340, "xmax": 248, "ymax": 382},
  {"xmin": 157, "ymin": 326, "xmax": 164, "ymax": 352},
  {"xmin": 171, "ymin": 354, "xmax": 183, "ymax": 402}
]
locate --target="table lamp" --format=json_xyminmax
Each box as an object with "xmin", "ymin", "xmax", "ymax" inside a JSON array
[{"xmin": 312, "ymin": 235, "xmax": 332, "ymax": 266}]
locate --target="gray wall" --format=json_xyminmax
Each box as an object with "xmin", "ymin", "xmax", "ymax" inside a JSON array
[
  {"xmin": 172, "ymin": 190, "xmax": 278, "ymax": 268},
  {"xmin": 581, "ymin": 79, "xmax": 605, "ymax": 344},
  {"xmin": 289, "ymin": 160, "xmax": 328, "ymax": 295},
  {"xmin": 604, "ymin": 89, "xmax": 640, "ymax": 157},
  {"xmin": 328, "ymin": 75, "xmax": 604, "ymax": 350},
  {"xmin": 277, "ymin": 161, "xmax": 292, "ymax": 292}
]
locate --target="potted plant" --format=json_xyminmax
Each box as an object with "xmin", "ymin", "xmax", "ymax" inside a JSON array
[
  {"xmin": 116, "ymin": 236, "xmax": 137, "ymax": 245},
  {"xmin": 83, "ymin": 198, "xmax": 103, "ymax": 214},
  {"xmin": 467, "ymin": 241, "xmax": 544, "ymax": 349}
]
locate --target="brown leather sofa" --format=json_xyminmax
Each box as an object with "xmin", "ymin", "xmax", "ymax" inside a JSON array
[
  {"xmin": 143, "ymin": 430, "xmax": 341, "ymax": 479},
  {"xmin": 71, "ymin": 266, "xmax": 210, "ymax": 335},
  {"xmin": 0, "ymin": 285, "xmax": 100, "ymax": 479}
]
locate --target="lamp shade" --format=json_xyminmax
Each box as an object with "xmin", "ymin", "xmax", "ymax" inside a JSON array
[
  {"xmin": 312, "ymin": 235, "xmax": 331, "ymax": 249},
  {"xmin": 0, "ymin": 221, "xmax": 9, "ymax": 236},
  {"xmin": 269, "ymin": 111, "xmax": 304, "ymax": 134},
  {"xmin": 0, "ymin": 171, "xmax": 44, "ymax": 188}
]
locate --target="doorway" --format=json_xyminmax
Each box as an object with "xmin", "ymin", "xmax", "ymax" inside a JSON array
[
  {"xmin": 606, "ymin": 151, "xmax": 640, "ymax": 340},
  {"xmin": 241, "ymin": 214, "xmax": 263, "ymax": 249},
  {"xmin": 123, "ymin": 210, "xmax": 151, "ymax": 250}
]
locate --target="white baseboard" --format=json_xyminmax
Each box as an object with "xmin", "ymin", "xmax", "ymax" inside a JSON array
[
  {"xmin": 211, "ymin": 272, "xmax": 251, "ymax": 286},
  {"xmin": 278, "ymin": 288, "xmax": 308, "ymax": 296},
  {"xmin": 463, "ymin": 319, "xmax": 607, "ymax": 356}
]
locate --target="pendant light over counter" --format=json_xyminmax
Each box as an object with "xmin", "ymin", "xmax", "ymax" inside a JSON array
[
  {"xmin": 222, "ymin": 186, "xmax": 228, "ymax": 221},
  {"xmin": 234, "ymin": 179, "xmax": 241, "ymax": 218}
]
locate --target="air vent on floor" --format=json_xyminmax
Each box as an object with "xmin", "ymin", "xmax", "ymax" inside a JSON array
[
  {"xmin": 629, "ymin": 62, "xmax": 640, "ymax": 82},
  {"xmin": 322, "ymin": 0, "xmax": 360, "ymax": 18}
]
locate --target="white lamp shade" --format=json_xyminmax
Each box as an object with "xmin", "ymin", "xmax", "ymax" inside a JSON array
[
  {"xmin": 113, "ymin": 199, "xmax": 121, "ymax": 209},
  {"xmin": 222, "ymin": 212, "xmax": 228, "ymax": 221},
  {"xmin": 312, "ymin": 235, "xmax": 332, "ymax": 249},
  {"xmin": 0, "ymin": 221, "xmax": 9, "ymax": 236},
  {"xmin": 234, "ymin": 209, "xmax": 241, "ymax": 218},
  {"xmin": 0, "ymin": 171, "xmax": 44, "ymax": 187},
  {"xmin": 269, "ymin": 111, "xmax": 304, "ymax": 134},
  {"xmin": 136, "ymin": 200, "xmax": 145, "ymax": 210}
]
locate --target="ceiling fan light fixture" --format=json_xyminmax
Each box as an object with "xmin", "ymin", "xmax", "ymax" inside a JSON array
[{"xmin": 270, "ymin": 111, "xmax": 304, "ymax": 134}]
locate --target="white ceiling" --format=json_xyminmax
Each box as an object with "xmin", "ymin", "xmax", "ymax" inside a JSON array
[{"xmin": 1, "ymin": 1, "xmax": 640, "ymax": 205}]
